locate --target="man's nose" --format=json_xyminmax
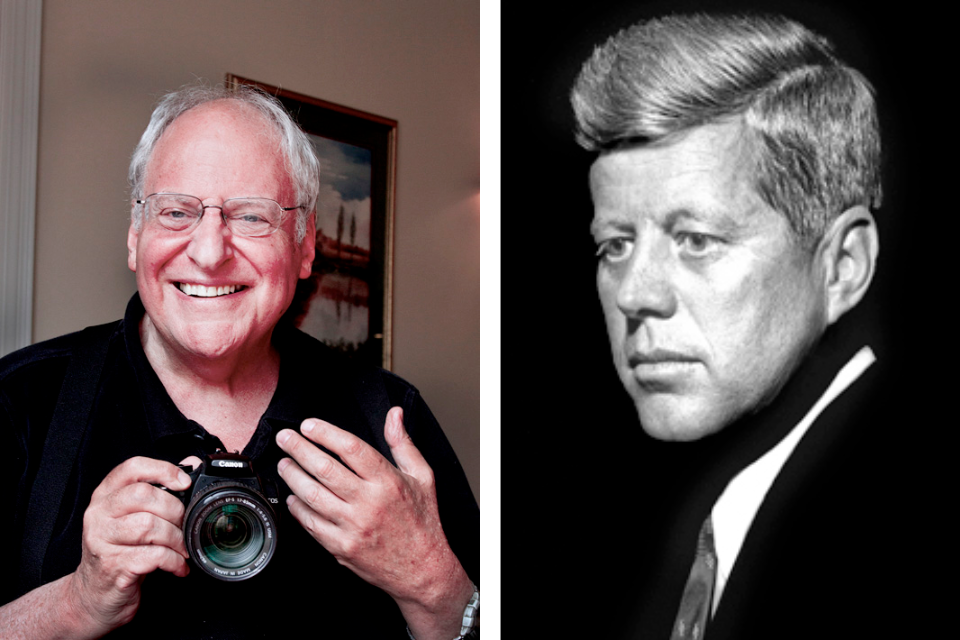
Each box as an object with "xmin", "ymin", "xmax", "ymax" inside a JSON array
[
  {"xmin": 615, "ymin": 238, "xmax": 677, "ymax": 320},
  {"xmin": 186, "ymin": 205, "xmax": 233, "ymax": 269}
]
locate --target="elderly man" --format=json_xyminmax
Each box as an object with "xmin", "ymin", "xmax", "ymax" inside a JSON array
[
  {"xmin": 553, "ymin": 12, "xmax": 934, "ymax": 640},
  {"xmin": 1, "ymin": 85, "xmax": 478, "ymax": 639}
]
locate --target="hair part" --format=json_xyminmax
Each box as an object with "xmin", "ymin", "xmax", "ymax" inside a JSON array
[
  {"xmin": 572, "ymin": 13, "xmax": 882, "ymax": 249},
  {"xmin": 129, "ymin": 82, "xmax": 320, "ymax": 242}
]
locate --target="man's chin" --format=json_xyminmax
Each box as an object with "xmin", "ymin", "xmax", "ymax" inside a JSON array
[
  {"xmin": 633, "ymin": 396, "xmax": 731, "ymax": 442},
  {"xmin": 145, "ymin": 318, "xmax": 259, "ymax": 362}
]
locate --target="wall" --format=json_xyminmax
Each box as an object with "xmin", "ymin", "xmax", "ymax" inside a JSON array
[{"xmin": 33, "ymin": 0, "xmax": 480, "ymax": 499}]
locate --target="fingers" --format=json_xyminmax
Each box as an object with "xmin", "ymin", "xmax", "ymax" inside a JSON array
[
  {"xmin": 299, "ymin": 418, "xmax": 387, "ymax": 478},
  {"xmin": 95, "ymin": 456, "xmax": 191, "ymax": 499},
  {"xmin": 84, "ymin": 457, "xmax": 193, "ymax": 568},
  {"xmin": 68, "ymin": 456, "xmax": 196, "ymax": 634},
  {"xmin": 276, "ymin": 411, "xmax": 435, "ymax": 505},
  {"xmin": 277, "ymin": 423, "xmax": 376, "ymax": 495},
  {"xmin": 104, "ymin": 510, "xmax": 186, "ymax": 552},
  {"xmin": 285, "ymin": 493, "xmax": 339, "ymax": 541},
  {"xmin": 95, "ymin": 522, "xmax": 190, "ymax": 577},
  {"xmin": 93, "ymin": 482, "xmax": 186, "ymax": 536},
  {"xmin": 277, "ymin": 454, "xmax": 346, "ymax": 519},
  {"xmin": 274, "ymin": 413, "xmax": 454, "ymax": 603},
  {"xmin": 92, "ymin": 459, "xmax": 187, "ymax": 525},
  {"xmin": 276, "ymin": 420, "xmax": 394, "ymax": 531}
]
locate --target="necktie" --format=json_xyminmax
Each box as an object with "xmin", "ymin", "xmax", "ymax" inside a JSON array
[{"xmin": 671, "ymin": 516, "xmax": 717, "ymax": 640}]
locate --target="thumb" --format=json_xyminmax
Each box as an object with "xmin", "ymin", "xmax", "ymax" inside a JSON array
[
  {"xmin": 384, "ymin": 407, "xmax": 430, "ymax": 479},
  {"xmin": 178, "ymin": 456, "xmax": 203, "ymax": 472},
  {"xmin": 176, "ymin": 456, "xmax": 203, "ymax": 488}
]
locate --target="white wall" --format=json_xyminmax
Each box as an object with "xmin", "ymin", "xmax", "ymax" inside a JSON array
[{"xmin": 34, "ymin": 0, "xmax": 480, "ymax": 499}]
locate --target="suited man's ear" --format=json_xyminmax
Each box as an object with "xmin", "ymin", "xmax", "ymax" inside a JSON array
[{"xmin": 818, "ymin": 205, "xmax": 879, "ymax": 326}]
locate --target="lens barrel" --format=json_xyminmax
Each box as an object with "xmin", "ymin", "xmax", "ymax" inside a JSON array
[{"xmin": 184, "ymin": 484, "xmax": 278, "ymax": 581}]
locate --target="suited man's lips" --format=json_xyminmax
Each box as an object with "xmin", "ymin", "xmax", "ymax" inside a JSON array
[
  {"xmin": 628, "ymin": 348, "xmax": 699, "ymax": 366},
  {"xmin": 628, "ymin": 349, "xmax": 701, "ymax": 384}
]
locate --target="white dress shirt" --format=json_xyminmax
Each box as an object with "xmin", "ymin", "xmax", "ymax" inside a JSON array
[{"xmin": 709, "ymin": 346, "xmax": 876, "ymax": 613}]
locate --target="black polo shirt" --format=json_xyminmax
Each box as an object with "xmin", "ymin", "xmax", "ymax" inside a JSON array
[{"xmin": 3, "ymin": 294, "xmax": 479, "ymax": 638}]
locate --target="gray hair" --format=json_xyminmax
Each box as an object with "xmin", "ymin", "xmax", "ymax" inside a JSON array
[
  {"xmin": 129, "ymin": 82, "xmax": 320, "ymax": 242},
  {"xmin": 572, "ymin": 13, "xmax": 882, "ymax": 249}
]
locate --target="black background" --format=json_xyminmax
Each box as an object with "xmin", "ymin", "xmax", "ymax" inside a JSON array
[{"xmin": 500, "ymin": 0, "xmax": 953, "ymax": 633}]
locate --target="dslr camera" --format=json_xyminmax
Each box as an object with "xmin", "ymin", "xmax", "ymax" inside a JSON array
[{"xmin": 166, "ymin": 451, "xmax": 280, "ymax": 581}]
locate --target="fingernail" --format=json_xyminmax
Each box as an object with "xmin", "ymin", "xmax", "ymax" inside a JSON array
[
  {"xmin": 177, "ymin": 470, "xmax": 191, "ymax": 487},
  {"xmin": 278, "ymin": 458, "xmax": 289, "ymax": 473},
  {"xmin": 277, "ymin": 429, "xmax": 292, "ymax": 446},
  {"xmin": 302, "ymin": 420, "xmax": 315, "ymax": 434}
]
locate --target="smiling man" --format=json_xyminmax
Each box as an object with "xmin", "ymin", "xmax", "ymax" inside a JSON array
[
  {"xmin": 130, "ymin": 101, "xmax": 313, "ymax": 362},
  {"xmin": 2, "ymin": 85, "xmax": 478, "ymax": 639},
  {"xmin": 568, "ymin": 13, "xmax": 928, "ymax": 640}
]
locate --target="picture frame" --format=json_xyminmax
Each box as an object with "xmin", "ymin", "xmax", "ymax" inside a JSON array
[{"xmin": 227, "ymin": 74, "xmax": 397, "ymax": 370}]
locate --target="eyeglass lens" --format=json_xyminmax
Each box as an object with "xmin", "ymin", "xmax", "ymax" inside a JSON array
[{"xmin": 143, "ymin": 194, "xmax": 284, "ymax": 237}]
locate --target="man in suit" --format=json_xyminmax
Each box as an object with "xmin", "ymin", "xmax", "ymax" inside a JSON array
[{"xmin": 569, "ymin": 13, "xmax": 939, "ymax": 638}]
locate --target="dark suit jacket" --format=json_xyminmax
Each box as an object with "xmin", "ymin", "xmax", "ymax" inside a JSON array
[{"xmin": 617, "ymin": 318, "xmax": 945, "ymax": 639}]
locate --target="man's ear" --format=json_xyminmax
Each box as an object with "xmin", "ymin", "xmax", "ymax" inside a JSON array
[
  {"xmin": 127, "ymin": 215, "xmax": 139, "ymax": 273},
  {"xmin": 819, "ymin": 205, "xmax": 879, "ymax": 325},
  {"xmin": 299, "ymin": 211, "xmax": 317, "ymax": 280}
]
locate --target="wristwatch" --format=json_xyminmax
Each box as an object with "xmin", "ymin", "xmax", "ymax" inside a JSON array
[
  {"xmin": 457, "ymin": 586, "xmax": 479, "ymax": 639},
  {"xmin": 406, "ymin": 585, "xmax": 479, "ymax": 640}
]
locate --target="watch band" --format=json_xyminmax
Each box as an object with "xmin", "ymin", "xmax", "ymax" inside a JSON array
[
  {"xmin": 457, "ymin": 586, "xmax": 480, "ymax": 638},
  {"xmin": 406, "ymin": 585, "xmax": 479, "ymax": 640}
]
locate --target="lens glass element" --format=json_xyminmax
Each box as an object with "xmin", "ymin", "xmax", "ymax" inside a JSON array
[
  {"xmin": 186, "ymin": 487, "xmax": 278, "ymax": 580},
  {"xmin": 200, "ymin": 502, "xmax": 265, "ymax": 568}
]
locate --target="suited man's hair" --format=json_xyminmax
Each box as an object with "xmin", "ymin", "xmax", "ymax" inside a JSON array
[{"xmin": 571, "ymin": 13, "xmax": 882, "ymax": 249}]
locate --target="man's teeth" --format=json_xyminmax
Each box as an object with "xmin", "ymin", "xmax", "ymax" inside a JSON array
[{"xmin": 178, "ymin": 283, "xmax": 245, "ymax": 298}]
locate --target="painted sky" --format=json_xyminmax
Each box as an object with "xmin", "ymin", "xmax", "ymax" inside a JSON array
[{"xmin": 310, "ymin": 135, "xmax": 373, "ymax": 250}]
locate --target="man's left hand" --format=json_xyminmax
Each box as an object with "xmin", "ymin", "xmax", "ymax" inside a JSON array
[{"xmin": 276, "ymin": 407, "xmax": 473, "ymax": 639}]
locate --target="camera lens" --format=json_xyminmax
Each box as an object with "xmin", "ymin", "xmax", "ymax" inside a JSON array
[
  {"xmin": 201, "ymin": 503, "xmax": 264, "ymax": 568},
  {"xmin": 185, "ymin": 486, "xmax": 278, "ymax": 581}
]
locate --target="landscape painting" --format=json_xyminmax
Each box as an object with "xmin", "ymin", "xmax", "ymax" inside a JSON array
[{"xmin": 296, "ymin": 136, "xmax": 373, "ymax": 357}]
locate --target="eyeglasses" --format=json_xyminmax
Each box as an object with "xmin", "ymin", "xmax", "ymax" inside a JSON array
[{"xmin": 136, "ymin": 193, "xmax": 301, "ymax": 237}]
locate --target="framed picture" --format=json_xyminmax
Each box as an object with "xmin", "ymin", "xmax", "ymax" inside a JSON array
[{"xmin": 227, "ymin": 74, "xmax": 397, "ymax": 370}]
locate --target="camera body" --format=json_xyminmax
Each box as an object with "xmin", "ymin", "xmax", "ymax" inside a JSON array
[{"xmin": 168, "ymin": 451, "xmax": 280, "ymax": 581}]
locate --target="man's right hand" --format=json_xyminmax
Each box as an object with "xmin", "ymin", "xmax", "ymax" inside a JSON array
[{"xmin": 66, "ymin": 456, "xmax": 193, "ymax": 636}]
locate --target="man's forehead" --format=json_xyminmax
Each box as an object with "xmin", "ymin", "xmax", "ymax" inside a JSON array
[
  {"xmin": 590, "ymin": 120, "xmax": 755, "ymax": 181},
  {"xmin": 160, "ymin": 100, "xmax": 276, "ymax": 145},
  {"xmin": 588, "ymin": 121, "xmax": 776, "ymax": 230},
  {"xmin": 145, "ymin": 100, "xmax": 292, "ymax": 194}
]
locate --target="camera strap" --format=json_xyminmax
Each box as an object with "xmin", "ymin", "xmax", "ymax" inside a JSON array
[{"xmin": 18, "ymin": 321, "xmax": 116, "ymax": 595}]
